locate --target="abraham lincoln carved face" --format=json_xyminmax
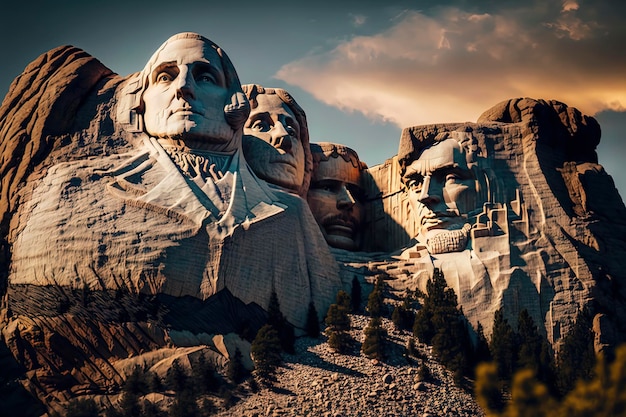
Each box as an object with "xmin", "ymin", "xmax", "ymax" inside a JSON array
[{"xmin": 402, "ymin": 138, "xmax": 477, "ymax": 253}]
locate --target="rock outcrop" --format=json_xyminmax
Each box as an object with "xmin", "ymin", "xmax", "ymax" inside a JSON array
[
  {"xmin": 363, "ymin": 98, "xmax": 626, "ymax": 352},
  {"xmin": 0, "ymin": 37, "xmax": 342, "ymax": 413}
]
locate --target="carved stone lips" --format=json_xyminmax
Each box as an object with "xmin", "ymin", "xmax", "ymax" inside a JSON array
[
  {"xmin": 173, "ymin": 107, "xmax": 201, "ymax": 115},
  {"xmin": 324, "ymin": 217, "xmax": 356, "ymax": 237},
  {"xmin": 421, "ymin": 212, "xmax": 462, "ymax": 230},
  {"xmin": 326, "ymin": 224, "xmax": 354, "ymax": 238}
]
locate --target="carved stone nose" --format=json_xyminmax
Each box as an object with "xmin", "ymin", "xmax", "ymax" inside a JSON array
[
  {"xmin": 271, "ymin": 135, "xmax": 292, "ymax": 152},
  {"xmin": 175, "ymin": 67, "xmax": 195, "ymax": 100},
  {"xmin": 337, "ymin": 186, "xmax": 355, "ymax": 209},
  {"xmin": 418, "ymin": 175, "xmax": 440, "ymax": 204}
]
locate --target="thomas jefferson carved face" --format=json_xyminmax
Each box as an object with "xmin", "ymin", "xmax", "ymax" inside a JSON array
[
  {"xmin": 243, "ymin": 94, "xmax": 305, "ymax": 190},
  {"xmin": 142, "ymin": 37, "xmax": 233, "ymax": 149},
  {"xmin": 403, "ymin": 138, "xmax": 477, "ymax": 253},
  {"xmin": 307, "ymin": 146, "xmax": 364, "ymax": 251}
]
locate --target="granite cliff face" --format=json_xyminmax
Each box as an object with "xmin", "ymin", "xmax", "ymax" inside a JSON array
[
  {"xmin": 362, "ymin": 97, "xmax": 626, "ymax": 351},
  {"xmin": 1, "ymin": 38, "xmax": 626, "ymax": 416}
]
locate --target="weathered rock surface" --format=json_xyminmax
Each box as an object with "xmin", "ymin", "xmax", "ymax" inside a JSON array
[
  {"xmin": 1, "ymin": 38, "xmax": 625, "ymax": 417},
  {"xmin": 363, "ymin": 98, "xmax": 626, "ymax": 352},
  {"xmin": 0, "ymin": 42, "xmax": 342, "ymax": 413}
]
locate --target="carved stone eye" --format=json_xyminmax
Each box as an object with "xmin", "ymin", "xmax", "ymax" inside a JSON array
[
  {"xmin": 156, "ymin": 72, "xmax": 173, "ymax": 83},
  {"xmin": 446, "ymin": 173, "xmax": 459, "ymax": 183},
  {"xmin": 196, "ymin": 72, "xmax": 216, "ymax": 84},
  {"xmin": 250, "ymin": 119, "xmax": 271, "ymax": 132},
  {"xmin": 407, "ymin": 176, "xmax": 424, "ymax": 192},
  {"xmin": 285, "ymin": 125, "xmax": 297, "ymax": 137}
]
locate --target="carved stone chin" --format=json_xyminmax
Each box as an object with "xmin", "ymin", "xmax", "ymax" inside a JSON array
[{"xmin": 424, "ymin": 223, "xmax": 472, "ymax": 254}]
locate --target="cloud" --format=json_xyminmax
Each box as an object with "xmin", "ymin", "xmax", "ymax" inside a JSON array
[
  {"xmin": 561, "ymin": 0, "xmax": 579, "ymax": 12},
  {"xmin": 275, "ymin": 3, "xmax": 626, "ymax": 128},
  {"xmin": 350, "ymin": 13, "xmax": 367, "ymax": 27},
  {"xmin": 544, "ymin": 0, "xmax": 598, "ymax": 40}
]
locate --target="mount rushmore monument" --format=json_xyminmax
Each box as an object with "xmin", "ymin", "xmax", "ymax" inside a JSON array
[{"xmin": 1, "ymin": 32, "xmax": 626, "ymax": 412}]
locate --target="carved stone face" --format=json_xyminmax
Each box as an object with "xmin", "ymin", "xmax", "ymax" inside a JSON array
[
  {"xmin": 142, "ymin": 37, "xmax": 233, "ymax": 148},
  {"xmin": 403, "ymin": 138, "xmax": 477, "ymax": 253},
  {"xmin": 243, "ymin": 94, "xmax": 305, "ymax": 191},
  {"xmin": 308, "ymin": 156, "xmax": 363, "ymax": 251}
]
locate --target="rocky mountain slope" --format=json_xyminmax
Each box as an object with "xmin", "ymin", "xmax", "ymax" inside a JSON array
[
  {"xmin": 168, "ymin": 314, "xmax": 484, "ymax": 417},
  {"xmin": 220, "ymin": 315, "xmax": 484, "ymax": 417}
]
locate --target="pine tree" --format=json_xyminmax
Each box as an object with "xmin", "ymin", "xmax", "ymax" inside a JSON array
[
  {"xmin": 555, "ymin": 307, "xmax": 595, "ymax": 396},
  {"xmin": 142, "ymin": 401, "xmax": 166, "ymax": 417},
  {"xmin": 325, "ymin": 303, "xmax": 350, "ymax": 332},
  {"xmin": 116, "ymin": 391, "xmax": 141, "ymax": 417},
  {"xmin": 267, "ymin": 290, "xmax": 295, "ymax": 354},
  {"xmin": 392, "ymin": 290, "xmax": 415, "ymax": 331},
  {"xmin": 123, "ymin": 365, "xmax": 148, "ymax": 395},
  {"xmin": 475, "ymin": 344, "xmax": 626, "ymax": 417},
  {"xmin": 472, "ymin": 322, "xmax": 492, "ymax": 369},
  {"xmin": 392, "ymin": 305, "xmax": 402, "ymax": 327},
  {"xmin": 305, "ymin": 301, "xmax": 321, "ymax": 338},
  {"xmin": 516, "ymin": 309, "xmax": 543, "ymax": 373},
  {"xmin": 413, "ymin": 304, "xmax": 435, "ymax": 344},
  {"xmin": 250, "ymin": 324, "xmax": 282, "ymax": 382},
  {"xmin": 411, "ymin": 268, "xmax": 472, "ymax": 381},
  {"xmin": 110, "ymin": 365, "xmax": 150, "ymax": 417},
  {"xmin": 168, "ymin": 390, "xmax": 199, "ymax": 417},
  {"xmin": 65, "ymin": 398, "xmax": 100, "ymax": 417},
  {"xmin": 515, "ymin": 309, "xmax": 556, "ymax": 389},
  {"xmin": 327, "ymin": 330, "xmax": 352, "ymax": 354},
  {"xmin": 147, "ymin": 371, "xmax": 162, "ymax": 393},
  {"xmin": 227, "ymin": 347, "xmax": 247, "ymax": 384},
  {"xmin": 406, "ymin": 337, "xmax": 417, "ymax": 358},
  {"xmin": 192, "ymin": 352, "xmax": 219, "ymax": 394},
  {"xmin": 418, "ymin": 363, "xmax": 431, "ymax": 382},
  {"xmin": 165, "ymin": 360, "xmax": 188, "ymax": 392},
  {"xmin": 351, "ymin": 276, "xmax": 362, "ymax": 313},
  {"xmin": 325, "ymin": 298, "xmax": 352, "ymax": 354},
  {"xmin": 200, "ymin": 398, "xmax": 217, "ymax": 416},
  {"xmin": 335, "ymin": 290, "xmax": 351, "ymax": 311},
  {"xmin": 433, "ymin": 312, "xmax": 472, "ymax": 381},
  {"xmin": 362, "ymin": 316, "xmax": 386, "ymax": 360},
  {"xmin": 490, "ymin": 308, "xmax": 516, "ymax": 383},
  {"xmin": 413, "ymin": 268, "xmax": 455, "ymax": 344},
  {"xmin": 267, "ymin": 290, "xmax": 282, "ymax": 325},
  {"xmin": 538, "ymin": 338, "xmax": 557, "ymax": 393},
  {"xmin": 366, "ymin": 276, "xmax": 384, "ymax": 318}
]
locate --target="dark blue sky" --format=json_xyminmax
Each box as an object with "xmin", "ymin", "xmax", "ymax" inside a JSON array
[{"xmin": 1, "ymin": 0, "xmax": 624, "ymax": 196}]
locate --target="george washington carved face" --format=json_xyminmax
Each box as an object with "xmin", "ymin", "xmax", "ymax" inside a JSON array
[{"xmin": 141, "ymin": 35, "xmax": 235, "ymax": 149}]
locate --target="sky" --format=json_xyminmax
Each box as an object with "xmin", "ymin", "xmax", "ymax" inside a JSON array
[{"xmin": 1, "ymin": 0, "xmax": 625, "ymax": 197}]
